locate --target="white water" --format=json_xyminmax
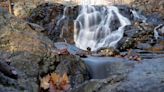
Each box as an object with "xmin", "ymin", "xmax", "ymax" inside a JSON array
[
  {"xmin": 131, "ymin": 10, "xmax": 147, "ymax": 23},
  {"xmin": 74, "ymin": 4, "xmax": 131, "ymax": 51},
  {"xmin": 78, "ymin": 0, "xmax": 111, "ymax": 5},
  {"xmin": 154, "ymin": 24, "xmax": 164, "ymax": 39},
  {"xmin": 56, "ymin": 7, "xmax": 68, "ymax": 38}
]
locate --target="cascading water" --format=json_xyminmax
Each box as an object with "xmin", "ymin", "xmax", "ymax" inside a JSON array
[
  {"xmin": 72, "ymin": 0, "xmax": 132, "ymax": 79},
  {"xmin": 74, "ymin": 1, "xmax": 131, "ymax": 51},
  {"xmin": 52, "ymin": 0, "xmax": 152, "ymax": 79},
  {"xmin": 56, "ymin": 7, "xmax": 68, "ymax": 38}
]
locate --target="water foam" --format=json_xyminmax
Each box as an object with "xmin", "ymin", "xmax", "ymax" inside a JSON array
[{"xmin": 74, "ymin": 5, "xmax": 131, "ymax": 51}]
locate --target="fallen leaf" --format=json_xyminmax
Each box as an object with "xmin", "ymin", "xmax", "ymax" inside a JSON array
[
  {"xmin": 40, "ymin": 72, "xmax": 70, "ymax": 92},
  {"xmin": 50, "ymin": 72, "xmax": 70, "ymax": 91},
  {"xmin": 40, "ymin": 74, "xmax": 50, "ymax": 90}
]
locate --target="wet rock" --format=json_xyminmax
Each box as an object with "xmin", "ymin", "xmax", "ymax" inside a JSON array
[
  {"xmin": 70, "ymin": 75, "xmax": 125, "ymax": 92},
  {"xmin": 124, "ymin": 26, "xmax": 140, "ymax": 37},
  {"xmin": 71, "ymin": 58, "xmax": 164, "ymax": 92},
  {"xmin": 98, "ymin": 47, "xmax": 120, "ymax": 56},
  {"xmin": 146, "ymin": 14, "xmax": 164, "ymax": 26},
  {"xmin": 125, "ymin": 49, "xmax": 141, "ymax": 61},
  {"xmin": 28, "ymin": 3, "xmax": 79, "ymax": 43},
  {"xmin": 118, "ymin": 37, "xmax": 135, "ymax": 51},
  {"xmin": 118, "ymin": 21, "xmax": 159, "ymax": 51},
  {"xmin": 116, "ymin": 5, "xmax": 133, "ymax": 20},
  {"xmin": 148, "ymin": 42, "xmax": 164, "ymax": 52},
  {"xmin": 114, "ymin": 58, "xmax": 164, "ymax": 92},
  {"xmin": 117, "ymin": 3, "xmax": 163, "ymax": 51},
  {"xmin": 137, "ymin": 43, "xmax": 152, "ymax": 50},
  {"xmin": 55, "ymin": 55, "xmax": 90, "ymax": 87},
  {"xmin": 155, "ymin": 24, "xmax": 164, "ymax": 40}
]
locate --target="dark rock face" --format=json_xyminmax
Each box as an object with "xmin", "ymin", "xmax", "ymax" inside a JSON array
[
  {"xmin": 116, "ymin": 5, "xmax": 133, "ymax": 20},
  {"xmin": 118, "ymin": 21, "xmax": 161, "ymax": 51},
  {"xmin": 137, "ymin": 43, "xmax": 152, "ymax": 50},
  {"xmin": 28, "ymin": 3, "xmax": 79, "ymax": 43},
  {"xmin": 55, "ymin": 55, "xmax": 90, "ymax": 87}
]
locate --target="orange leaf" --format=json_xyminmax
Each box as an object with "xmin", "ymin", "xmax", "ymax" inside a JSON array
[
  {"xmin": 61, "ymin": 73, "xmax": 69, "ymax": 85},
  {"xmin": 49, "ymin": 72, "xmax": 70, "ymax": 91}
]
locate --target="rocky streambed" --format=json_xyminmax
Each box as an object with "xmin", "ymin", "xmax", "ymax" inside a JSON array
[{"xmin": 0, "ymin": 1, "xmax": 164, "ymax": 92}]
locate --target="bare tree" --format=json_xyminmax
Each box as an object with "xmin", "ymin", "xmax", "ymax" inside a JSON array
[{"xmin": 8, "ymin": 0, "xmax": 12, "ymax": 14}]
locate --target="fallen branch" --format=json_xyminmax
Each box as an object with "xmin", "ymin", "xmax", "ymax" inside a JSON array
[{"xmin": 0, "ymin": 60, "xmax": 17, "ymax": 79}]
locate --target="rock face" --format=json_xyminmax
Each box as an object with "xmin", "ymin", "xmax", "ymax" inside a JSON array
[
  {"xmin": 28, "ymin": 3, "xmax": 79, "ymax": 43},
  {"xmin": 70, "ymin": 58, "xmax": 164, "ymax": 92},
  {"xmin": 0, "ymin": 7, "xmax": 89, "ymax": 92},
  {"xmin": 131, "ymin": 0, "xmax": 164, "ymax": 17},
  {"xmin": 0, "ymin": 7, "xmax": 55, "ymax": 92},
  {"xmin": 13, "ymin": 1, "xmax": 37, "ymax": 18},
  {"xmin": 28, "ymin": 3, "xmax": 163, "ymax": 52},
  {"xmin": 55, "ymin": 55, "xmax": 90, "ymax": 87}
]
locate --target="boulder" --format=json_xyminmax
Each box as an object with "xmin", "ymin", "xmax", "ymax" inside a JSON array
[
  {"xmin": 70, "ymin": 58, "xmax": 164, "ymax": 92},
  {"xmin": 0, "ymin": 7, "xmax": 56, "ymax": 92},
  {"xmin": 0, "ymin": 7, "xmax": 90, "ymax": 92},
  {"xmin": 55, "ymin": 55, "xmax": 90, "ymax": 87}
]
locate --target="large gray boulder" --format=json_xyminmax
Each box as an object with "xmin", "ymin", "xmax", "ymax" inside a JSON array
[
  {"xmin": 70, "ymin": 58, "xmax": 164, "ymax": 92},
  {"xmin": 0, "ymin": 7, "xmax": 55, "ymax": 92}
]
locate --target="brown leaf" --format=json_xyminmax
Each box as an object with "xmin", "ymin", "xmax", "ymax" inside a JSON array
[
  {"xmin": 61, "ymin": 73, "xmax": 69, "ymax": 85},
  {"xmin": 50, "ymin": 72, "xmax": 70, "ymax": 91},
  {"xmin": 40, "ymin": 74, "xmax": 50, "ymax": 90},
  {"xmin": 40, "ymin": 72, "xmax": 70, "ymax": 92}
]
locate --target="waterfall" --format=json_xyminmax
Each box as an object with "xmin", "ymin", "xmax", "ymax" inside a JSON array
[
  {"xmin": 131, "ymin": 10, "xmax": 147, "ymax": 23},
  {"xmin": 74, "ymin": 1, "xmax": 131, "ymax": 51},
  {"xmin": 79, "ymin": 0, "xmax": 109, "ymax": 5}
]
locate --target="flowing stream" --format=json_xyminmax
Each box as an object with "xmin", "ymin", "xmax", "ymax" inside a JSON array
[
  {"xmin": 56, "ymin": 0, "xmax": 148, "ymax": 79},
  {"xmin": 72, "ymin": 1, "xmax": 131, "ymax": 79}
]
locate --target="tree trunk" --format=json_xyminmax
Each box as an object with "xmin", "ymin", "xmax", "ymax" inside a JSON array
[{"xmin": 8, "ymin": 0, "xmax": 12, "ymax": 14}]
